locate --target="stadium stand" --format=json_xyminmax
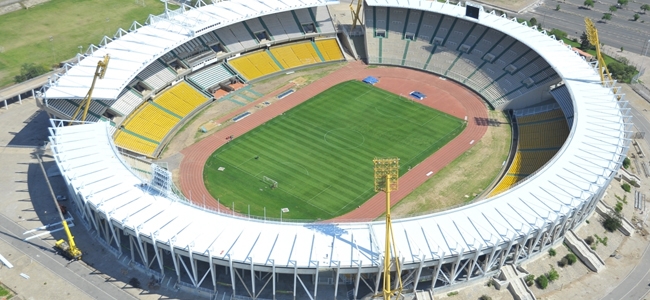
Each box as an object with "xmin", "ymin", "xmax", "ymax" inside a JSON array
[
  {"xmin": 315, "ymin": 38, "xmax": 344, "ymax": 61},
  {"xmin": 46, "ymin": 98, "xmax": 115, "ymax": 123},
  {"xmin": 550, "ymin": 84, "xmax": 574, "ymax": 127},
  {"xmin": 137, "ymin": 60, "xmax": 177, "ymax": 91},
  {"xmin": 365, "ymin": 8, "xmax": 561, "ymax": 108},
  {"xmin": 110, "ymin": 88, "xmax": 144, "ymax": 118},
  {"xmin": 114, "ymin": 82, "xmax": 208, "ymax": 156},
  {"xmin": 155, "ymin": 82, "xmax": 208, "ymax": 117},
  {"xmin": 228, "ymin": 50, "xmax": 282, "ymax": 81},
  {"xmin": 187, "ymin": 64, "xmax": 237, "ymax": 91},
  {"xmin": 228, "ymin": 40, "xmax": 343, "ymax": 81},
  {"xmin": 489, "ymin": 108, "xmax": 570, "ymax": 196},
  {"xmin": 270, "ymin": 42, "xmax": 322, "ymax": 69}
]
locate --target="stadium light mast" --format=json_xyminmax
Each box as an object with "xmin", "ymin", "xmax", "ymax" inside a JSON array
[
  {"xmin": 350, "ymin": 0, "xmax": 363, "ymax": 30},
  {"xmin": 373, "ymin": 157, "xmax": 402, "ymax": 299},
  {"xmin": 584, "ymin": 18, "xmax": 620, "ymax": 99}
]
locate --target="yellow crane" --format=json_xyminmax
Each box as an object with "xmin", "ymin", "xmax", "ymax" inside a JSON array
[
  {"xmin": 350, "ymin": 0, "xmax": 363, "ymax": 30},
  {"xmin": 373, "ymin": 158, "xmax": 403, "ymax": 299},
  {"xmin": 584, "ymin": 18, "xmax": 619, "ymax": 97},
  {"xmin": 36, "ymin": 154, "xmax": 82, "ymax": 260},
  {"xmin": 69, "ymin": 54, "xmax": 110, "ymax": 124}
]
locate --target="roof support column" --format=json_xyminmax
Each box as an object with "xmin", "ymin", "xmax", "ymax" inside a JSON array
[
  {"xmin": 18, "ymin": 93, "xmax": 21, "ymax": 104},
  {"xmin": 354, "ymin": 260, "xmax": 361, "ymax": 300},
  {"xmin": 209, "ymin": 250, "xmax": 217, "ymax": 293},
  {"xmin": 272, "ymin": 260, "xmax": 276, "ymax": 300},
  {"xmin": 431, "ymin": 252, "xmax": 445, "ymax": 290},
  {"xmin": 313, "ymin": 262, "xmax": 319, "ymax": 299},
  {"xmin": 485, "ymin": 244, "xmax": 499, "ymax": 272},
  {"xmin": 169, "ymin": 239, "xmax": 181, "ymax": 282},
  {"xmin": 413, "ymin": 254, "xmax": 424, "ymax": 291},
  {"xmin": 229, "ymin": 254, "xmax": 236, "ymax": 296},
  {"xmin": 450, "ymin": 249, "xmax": 463, "ymax": 284},
  {"xmin": 250, "ymin": 258, "xmax": 255, "ymax": 297},
  {"xmin": 134, "ymin": 226, "xmax": 149, "ymax": 268},
  {"xmin": 106, "ymin": 216, "xmax": 121, "ymax": 253},
  {"xmin": 468, "ymin": 246, "xmax": 482, "ymax": 277},
  {"xmin": 293, "ymin": 261, "xmax": 297, "ymax": 300},
  {"xmin": 499, "ymin": 238, "xmax": 516, "ymax": 269},
  {"xmin": 374, "ymin": 258, "xmax": 382, "ymax": 293},
  {"xmin": 129, "ymin": 236, "xmax": 136, "ymax": 264},
  {"xmin": 151, "ymin": 234, "xmax": 164, "ymax": 274},
  {"xmin": 188, "ymin": 245, "xmax": 198, "ymax": 286},
  {"xmin": 3, "ymin": 99, "xmax": 7, "ymax": 110},
  {"xmin": 333, "ymin": 262, "xmax": 341, "ymax": 298}
]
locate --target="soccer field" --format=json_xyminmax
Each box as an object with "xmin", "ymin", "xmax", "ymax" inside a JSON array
[{"xmin": 203, "ymin": 80, "xmax": 465, "ymax": 220}]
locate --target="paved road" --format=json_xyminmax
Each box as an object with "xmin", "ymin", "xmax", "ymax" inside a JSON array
[
  {"xmin": 520, "ymin": 0, "xmax": 650, "ymax": 55},
  {"xmin": 0, "ymin": 213, "xmax": 136, "ymax": 300},
  {"xmin": 601, "ymin": 234, "xmax": 650, "ymax": 300}
]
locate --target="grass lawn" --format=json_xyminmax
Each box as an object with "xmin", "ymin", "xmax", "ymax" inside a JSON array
[
  {"xmin": 0, "ymin": 0, "xmax": 168, "ymax": 88},
  {"xmin": 561, "ymin": 38, "xmax": 618, "ymax": 66},
  {"xmin": 204, "ymin": 80, "xmax": 465, "ymax": 220}
]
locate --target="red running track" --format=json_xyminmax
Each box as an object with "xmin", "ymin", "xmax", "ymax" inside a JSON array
[{"xmin": 179, "ymin": 61, "xmax": 488, "ymax": 221}]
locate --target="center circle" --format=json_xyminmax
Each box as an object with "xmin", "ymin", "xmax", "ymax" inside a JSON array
[{"xmin": 324, "ymin": 128, "xmax": 365, "ymax": 149}]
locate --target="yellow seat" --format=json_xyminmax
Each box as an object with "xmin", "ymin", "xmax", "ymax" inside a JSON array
[
  {"xmin": 315, "ymin": 39, "xmax": 344, "ymax": 61},
  {"xmin": 228, "ymin": 51, "xmax": 281, "ymax": 81},
  {"xmin": 114, "ymin": 130, "xmax": 158, "ymax": 157}
]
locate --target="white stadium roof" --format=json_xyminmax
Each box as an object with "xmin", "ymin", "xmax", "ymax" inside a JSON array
[
  {"xmin": 42, "ymin": 0, "xmax": 337, "ymax": 100},
  {"xmin": 50, "ymin": 1, "xmax": 629, "ymax": 270}
]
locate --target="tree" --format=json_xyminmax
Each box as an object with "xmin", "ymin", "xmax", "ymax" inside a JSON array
[
  {"xmin": 579, "ymin": 31, "xmax": 593, "ymax": 50},
  {"xmin": 621, "ymin": 46, "xmax": 624, "ymax": 52},
  {"xmin": 634, "ymin": 13, "xmax": 640, "ymax": 21},
  {"xmin": 642, "ymin": 4, "xmax": 650, "ymax": 13},
  {"xmin": 603, "ymin": 213, "xmax": 622, "ymax": 232},
  {"xmin": 584, "ymin": 0, "xmax": 594, "ymax": 8},
  {"xmin": 548, "ymin": 248, "xmax": 557, "ymax": 257},
  {"xmin": 547, "ymin": 266, "xmax": 560, "ymax": 282},
  {"xmin": 623, "ymin": 157, "xmax": 631, "ymax": 168},
  {"xmin": 609, "ymin": 5, "xmax": 618, "ymax": 12},
  {"xmin": 609, "ymin": 61, "xmax": 638, "ymax": 83},
  {"xmin": 602, "ymin": 13, "xmax": 612, "ymax": 22},
  {"xmin": 565, "ymin": 253, "xmax": 577, "ymax": 265},
  {"xmin": 529, "ymin": 17, "xmax": 538, "ymax": 26},
  {"xmin": 536, "ymin": 274, "xmax": 549, "ymax": 289},
  {"xmin": 617, "ymin": 0, "xmax": 628, "ymax": 6},
  {"xmin": 556, "ymin": 4, "xmax": 561, "ymax": 11},
  {"xmin": 13, "ymin": 63, "xmax": 49, "ymax": 83}
]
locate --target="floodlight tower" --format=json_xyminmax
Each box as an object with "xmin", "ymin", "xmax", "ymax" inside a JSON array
[
  {"xmin": 584, "ymin": 18, "xmax": 620, "ymax": 98},
  {"xmin": 350, "ymin": 0, "xmax": 363, "ymax": 30},
  {"xmin": 373, "ymin": 157, "xmax": 403, "ymax": 299}
]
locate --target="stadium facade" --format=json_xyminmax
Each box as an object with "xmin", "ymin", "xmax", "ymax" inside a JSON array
[{"xmin": 43, "ymin": 0, "xmax": 630, "ymax": 299}]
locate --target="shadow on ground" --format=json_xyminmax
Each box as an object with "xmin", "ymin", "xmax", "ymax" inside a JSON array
[{"xmin": 8, "ymin": 111, "xmax": 50, "ymax": 147}]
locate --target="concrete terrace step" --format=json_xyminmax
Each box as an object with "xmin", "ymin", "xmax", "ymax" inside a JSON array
[{"xmin": 565, "ymin": 230, "xmax": 605, "ymax": 273}]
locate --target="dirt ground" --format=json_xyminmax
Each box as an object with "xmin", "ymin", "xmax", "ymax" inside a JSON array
[{"xmin": 392, "ymin": 110, "xmax": 511, "ymax": 218}]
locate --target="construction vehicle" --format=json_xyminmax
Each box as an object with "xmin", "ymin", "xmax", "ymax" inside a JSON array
[
  {"xmin": 36, "ymin": 154, "xmax": 82, "ymax": 260},
  {"xmin": 69, "ymin": 54, "xmax": 110, "ymax": 124}
]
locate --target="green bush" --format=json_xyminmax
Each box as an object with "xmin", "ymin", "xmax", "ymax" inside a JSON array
[
  {"xmin": 623, "ymin": 157, "xmax": 630, "ymax": 169},
  {"xmin": 609, "ymin": 61, "xmax": 638, "ymax": 83},
  {"xmin": 615, "ymin": 202, "xmax": 623, "ymax": 213},
  {"xmin": 536, "ymin": 274, "xmax": 549, "ymax": 289},
  {"xmin": 525, "ymin": 274, "xmax": 535, "ymax": 286},
  {"xmin": 603, "ymin": 214, "xmax": 622, "ymax": 232},
  {"xmin": 14, "ymin": 63, "xmax": 49, "ymax": 83},
  {"xmin": 479, "ymin": 295, "xmax": 492, "ymax": 300},
  {"xmin": 622, "ymin": 183, "xmax": 631, "ymax": 193},
  {"xmin": 558, "ymin": 257, "xmax": 569, "ymax": 267},
  {"xmin": 547, "ymin": 267, "xmax": 559, "ymax": 282},
  {"xmin": 447, "ymin": 291, "xmax": 459, "ymax": 296},
  {"xmin": 585, "ymin": 235, "xmax": 594, "ymax": 245},
  {"xmin": 548, "ymin": 248, "xmax": 557, "ymax": 257},
  {"xmin": 566, "ymin": 253, "xmax": 577, "ymax": 265}
]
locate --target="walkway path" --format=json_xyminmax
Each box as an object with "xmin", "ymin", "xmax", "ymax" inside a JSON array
[{"xmin": 179, "ymin": 62, "xmax": 488, "ymax": 221}]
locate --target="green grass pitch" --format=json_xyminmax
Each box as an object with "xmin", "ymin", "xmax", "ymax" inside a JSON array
[{"xmin": 203, "ymin": 80, "xmax": 465, "ymax": 220}]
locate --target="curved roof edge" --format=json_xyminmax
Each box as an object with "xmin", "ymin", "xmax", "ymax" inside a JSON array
[{"xmin": 42, "ymin": 0, "xmax": 338, "ymax": 100}]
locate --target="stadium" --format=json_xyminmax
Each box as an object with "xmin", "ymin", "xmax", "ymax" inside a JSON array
[{"xmin": 39, "ymin": 0, "xmax": 630, "ymax": 299}]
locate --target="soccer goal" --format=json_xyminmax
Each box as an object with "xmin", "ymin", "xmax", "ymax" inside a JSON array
[{"xmin": 262, "ymin": 176, "xmax": 278, "ymax": 189}]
